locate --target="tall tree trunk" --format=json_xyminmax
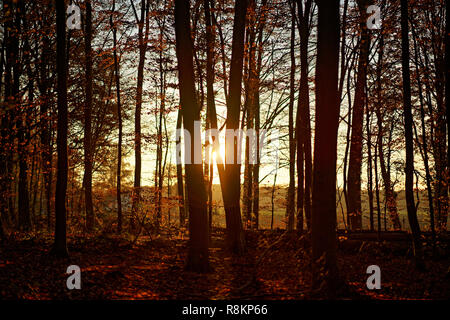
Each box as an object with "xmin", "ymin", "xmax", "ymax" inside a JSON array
[
  {"xmin": 131, "ymin": 0, "xmax": 150, "ymax": 230},
  {"xmin": 84, "ymin": 0, "xmax": 94, "ymax": 232},
  {"xmin": 444, "ymin": 0, "xmax": 449, "ymax": 231},
  {"xmin": 204, "ymin": 0, "xmax": 216, "ymax": 233},
  {"xmin": 251, "ymin": 0, "xmax": 266, "ymax": 230},
  {"xmin": 431, "ymin": 3, "xmax": 448, "ymax": 231},
  {"xmin": 156, "ymin": 20, "xmax": 166, "ymax": 230},
  {"xmin": 0, "ymin": 0, "xmax": 12, "ymax": 228},
  {"xmin": 222, "ymin": 0, "xmax": 248, "ymax": 254},
  {"xmin": 174, "ymin": 0, "xmax": 210, "ymax": 272},
  {"xmin": 446, "ymin": 0, "xmax": 450, "ymax": 181},
  {"xmin": 243, "ymin": 0, "xmax": 257, "ymax": 229},
  {"xmin": 400, "ymin": 0, "xmax": 424, "ymax": 269},
  {"xmin": 286, "ymin": 0, "xmax": 296, "ymax": 232},
  {"xmin": 111, "ymin": 0, "xmax": 122, "ymax": 233},
  {"xmin": 38, "ymin": 18, "xmax": 53, "ymax": 231},
  {"xmin": 347, "ymin": 0, "xmax": 370, "ymax": 230},
  {"xmin": 295, "ymin": 0, "xmax": 312, "ymax": 232},
  {"xmin": 312, "ymin": 0, "xmax": 340, "ymax": 294},
  {"xmin": 19, "ymin": 0, "xmax": 34, "ymax": 232},
  {"xmin": 53, "ymin": 0, "xmax": 69, "ymax": 257}
]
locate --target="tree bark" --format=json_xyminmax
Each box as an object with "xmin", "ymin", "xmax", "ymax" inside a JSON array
[
  {"xmin": 347, "ymin": 0, "xmax": 370, "ymax": 230},
  {"xmin": 222, "ymin": 0, "xmax": 248, "ymax": 254},
  {"xmin": 84, "ymin": 0, "xmax": 94, "ymax": 232},
  {"xmin": 400, "ymin": 0, "xmax": 424, "ymax": 269},
  {"xmin": 311, "ymin": 0, "xmax": 340, "ymax": 294},
  {"xmin": 18, "ymin": 0, "xmax": 32, "ymax": 232},
  {"xmin": 111, "ymin": 0, "xmax": 122, "ymax": 233},
  {"xmin": 53, "ymin": 0, "xmax": 69, "ymax": 257},
  {"xmin": 204, "ymin": 0, "xmax": 216, "ymax": 233},
  {"xmin": 295, "ymin": 0, "xmax": 312, "ymax": 232},
  {"xmin": 131, "ymin": 0, "xmax": 150, "ymax": 230},
  {"xmin": 251, "ymin": 0, "xmax": 266, "ymax": 230},
  {"xmin": 286, "ymin": 0, "xmax": 296, "ymax": 232},
  {"xmin": 174, "ymin": 0, "xmax": 210, "ymax": 272},
  {"xmin": 0, "ymin": 0, "xmax": 12, "ymax": 228},
  {"xmin": 444, "ymin": 0, "xmax": 449, "ymax": 231}
]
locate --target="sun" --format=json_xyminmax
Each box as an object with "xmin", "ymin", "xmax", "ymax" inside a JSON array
[{"xmin": 210, "ymin": 144, "xmax": 226, "ymax": 165}]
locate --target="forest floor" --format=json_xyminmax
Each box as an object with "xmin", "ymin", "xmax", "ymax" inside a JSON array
[{"xmin": 0, "ymin": 228, "xmax": 449, "ymax": 300}]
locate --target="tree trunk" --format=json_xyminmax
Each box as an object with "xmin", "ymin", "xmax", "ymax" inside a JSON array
[
  {"xmin": 444, "ymin": 0, "xmax": 449, "ymax": 231},
  {"xmin": 295, "ymin": 0, "xmax": 312, "ymax": 232},
  {"xmin": 243, "ymin": 0, "xmax": 257, "ymax": 229},
  {"xmin": 131, "ymin": 0, "xmax": 150, "ymax": 230},
  {"xmin": 347, "ymin": 0, "xmax": 370, "ymax": 231},
  {"xmin": 251, "ymin": 0, "xmax": 267, "ymax": 230},
  {"xmin": 0, "ymin": 0, "xmax": 12, "ymax": 228},
  {"xmin": 84, "ymin": 0, "xmax": 94, "ymax": 232},
  {"xmin": 204, "ymin": 0, "xmax": 216, "ymax": 233},
  {"xmin": 111, "ymin": 0, "xmax": 122, "ymax": 233},
  {"xmin": 400, "ymin": 0, "xmax": 424, "ymax": 269},
  {"xmin": 286, "ymin": 0, "xmax": 296, "ymax": 232},
  {"xmin": 446, "ymin": 0, "xmax": 450, "ymax": 181},
  {"xmin": 311, "ymin": 0, "xmax": 340, "ymax": 294},
  {"xmin": 174, "ymin": 0, "xmax": 210, "ymax": 272},
  {"xmin": 222, "ymin": 0, "xmax": 248, "ymax": 254},
  {"xmin": 38, "ymin": 26, "xmax": 53, "ymax": 231},
  {"xmin": 53, "ymin": 0, "xmax": 69, "ymax": 257}
]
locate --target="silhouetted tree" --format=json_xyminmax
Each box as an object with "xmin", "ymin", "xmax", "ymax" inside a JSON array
[
  {"xmin": 311, "ymin": 0, "xmax": 340, "ymax": 295},
  {"xmin": 400, "ymin": 0, "xmax": 424, "ymax": 269},
  {"xmin": 84, "ymin": 0, "xmax": 94, "ymax": 231},
  {"xmin": 53, "ymin": 0, "xmax": 69, "ymax": 258},
  {"xmin": 174, "ymin": 0, "xmax": 210, "ymax": 272}
]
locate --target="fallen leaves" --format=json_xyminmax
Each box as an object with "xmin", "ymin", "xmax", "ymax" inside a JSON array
[{"xmin": 0, "ymin": 229, "xmax": 449, "ymax": 300}]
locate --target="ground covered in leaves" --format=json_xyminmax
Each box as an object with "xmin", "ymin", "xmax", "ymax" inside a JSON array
[{"xmin": 0, "ymin": 228, "xmax": 449, "ymax": 300}]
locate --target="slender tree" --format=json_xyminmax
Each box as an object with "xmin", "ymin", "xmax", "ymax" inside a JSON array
[
  {"xmin": 111, "ymin": 0, "xmax": 123, "ymax": 233},
  {"xmin": 204, "ymin": 0, "xmax": 216, "ymax": 232},
  {"xmin": 130, "ymin": 0, "xmax": 150, "ymax": 229},
  {"xmin": 286, "ymin": 0, "xmax": 296, "ymax": 231},
  {"xmin": 400, "ymin": 0, "xmax": 424, "ymax": 269},
  {"xmin": 53, "ymin": 0, "xmax": 69, "ymax": 257},
  {"xmin": 251, "ymin": 0, "xmax": 267, "ymax": 229},
  {"xmin": 295, "ymin": 0, "xmax": 312, "ymax": 232},
  {"xmin": 347, "ymin": 0, "xmax": 370, "ymax": 230},
  {"xmin": 446, "ymin": 0, "xmax": 450, "ymax": 172},
  {"xmin": 84, "ymin": 0, "xmax": 94, "ymax": 231}
]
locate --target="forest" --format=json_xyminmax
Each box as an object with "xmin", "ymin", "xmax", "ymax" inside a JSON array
[{"xmin": 0, "ymin": 0, "xmax": 449, "ymax": 301}]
